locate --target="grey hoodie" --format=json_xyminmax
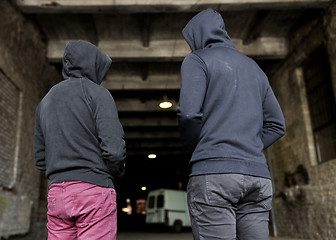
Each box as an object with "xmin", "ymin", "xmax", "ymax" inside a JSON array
[
  {"xmin": 34, "ymin": 40, "xmax": 126, "ymax": 188},
  {"xmin": 177, "ymin": 9, "xmax": 285, "ymax": 179}
]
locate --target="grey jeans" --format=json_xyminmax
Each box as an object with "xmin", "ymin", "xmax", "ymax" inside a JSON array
[{"xmin": 187, "ymin": 174, "xmax": 273, "ymax": 240}]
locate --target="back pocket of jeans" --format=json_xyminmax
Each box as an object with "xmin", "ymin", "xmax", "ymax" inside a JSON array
[
  {"xmin": 47, "ymin": 197, "xmax": 57, "ymax": 213},
  {"xmin": 257, "ymin": 178, "xmax": 273, "ymax": 210}
]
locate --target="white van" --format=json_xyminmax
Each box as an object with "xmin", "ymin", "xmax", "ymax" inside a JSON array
[{"xmin": 145, "ymin": 189, "xmax": 191, "ymax": 232}]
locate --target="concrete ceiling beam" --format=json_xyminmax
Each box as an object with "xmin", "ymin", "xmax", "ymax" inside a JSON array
[
  {"xmin": 125, "ymin": 131, "xmax": 180, "ymax": 139},
  {"xmin": 15, "ymin": 0, "xmax": 332, "ymax": 13},
  {"xmin": 102, "ymin": 75, "xmax": 180, "ymax": 90},
  {"xmin": 126, "ymin": 140, "xmax": 182, "ymax": 149},
  {"xmin": 47, "ymin": 37, "xmax": 288, "ymax": 62},
  {"xmin": 125, "ymin": 148, "xmax": 183, "ymax": 156},
  {"xmin": 47, "ymin": 40, "xmax": 189, "ymax": 62},
  {"xmin": 120, "ymin": 117, "xmax": 178, "ymax": 127},
  {"xmin": 241, "ymin": 10, "xmax": 270, "ymax": 44},
  {"xmin": 114, "ymin": 98, "xmax": 178, "ymax": 112}
]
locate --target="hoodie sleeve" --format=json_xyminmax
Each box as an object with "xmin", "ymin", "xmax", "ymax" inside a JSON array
[
  {"xmin": 34, "ymin": 106, "xmax": 46, "ymax": 173},
  {"xmin": 262, "ymin": 86, "xmax": 286, "ymax": 149},
  {"xmin": 177, "ymin": 53, "xmax": 207, "ymax": 157},
  {"xmin": 93, "ymin": 88, "xmax": 126, "ymax": 178}
]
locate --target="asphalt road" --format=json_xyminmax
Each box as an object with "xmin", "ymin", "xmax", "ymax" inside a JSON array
[
  {"xmin": 117, "ymin": 231, "xmax": 302, "ymax": 240},
  {"xmin": 117, "ymin": 231, "xmax": 193, "ymax": 240}
]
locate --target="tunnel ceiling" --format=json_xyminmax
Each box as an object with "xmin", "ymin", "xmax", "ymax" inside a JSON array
[{"xmin": 14, "ymin": 0, "xmax": 331, "ymax": 197}]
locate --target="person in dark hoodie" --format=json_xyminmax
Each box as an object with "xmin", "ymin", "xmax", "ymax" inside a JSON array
[
  {"xmin": 34, "ymin": 40, "xmax": 126, "ymax": 240},
  {"xmin": 177, "ymin": 9, "xmax": 285, "ymax": 240}
]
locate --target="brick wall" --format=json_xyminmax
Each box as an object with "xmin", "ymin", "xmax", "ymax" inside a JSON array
[
  {"xmin": 0, "ymin": 1, "xmax": 60, "ymax": 239},
  {"xmin": 269, "ymin": 2, "xmax": 336, "ymax": 239}
]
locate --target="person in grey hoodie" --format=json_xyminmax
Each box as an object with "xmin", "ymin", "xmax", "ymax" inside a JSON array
[
  {"xmin": 177, "ymin": 9, "xmax": 285, "ymax": 240},
  {"xmin": 34, "ymin": 40, "xmax": 126, "ymax": 239}
]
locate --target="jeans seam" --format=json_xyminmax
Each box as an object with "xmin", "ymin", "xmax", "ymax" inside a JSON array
[
  {"xmin": 256, "ymin": 177, "xmax": 263, "ymax": 203},
  {"xmin": 205, "ymin": 175, "xmax": 211, "ymax": 203}
]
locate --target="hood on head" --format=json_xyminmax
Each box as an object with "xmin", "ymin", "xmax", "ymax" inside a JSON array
[
  {"xmin": 62, "ymin": 40, "xmax": 112, "ymax": 85},
  {"xmin": 182, "ymin": 8, "xmax": 234, "ymax": 52}
]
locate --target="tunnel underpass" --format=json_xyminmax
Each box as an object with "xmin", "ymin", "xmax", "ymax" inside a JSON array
[{"xmin": 1, "ymin": 1, "xmax": 336, "ymax": 239}]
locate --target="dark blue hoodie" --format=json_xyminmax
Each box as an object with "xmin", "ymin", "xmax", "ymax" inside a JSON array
[
  {"xmin": 177, "ymin": 9, "xmax": 285, "ymax": 179},
  {"xmin": 34, "ymin": 40, "xmax": 126, "ymax": 188}
]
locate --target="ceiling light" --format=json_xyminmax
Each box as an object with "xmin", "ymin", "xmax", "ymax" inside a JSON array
[
  {"xmin": 159, "ymin": 101, "xmax": 172, "ymax": 109},
  {"xmin": 148, "ymin": 153, "xmax": 156, "ymax": 159}
]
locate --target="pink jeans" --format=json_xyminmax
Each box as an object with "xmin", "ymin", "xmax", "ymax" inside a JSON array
[{"xmin": 47, "ymin": 181, "xmax": 117, "ymax": 240}]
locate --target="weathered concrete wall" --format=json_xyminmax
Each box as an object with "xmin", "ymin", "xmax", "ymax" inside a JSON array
[
  {"xmin": 269, "ymin": 2, "xmax": 336, "ymax": 239},
  {"xmin": 324, "ymin": 0, "xmax": 336, "ymax": 98},
  {"xmin": 0, "ymin": 1, "xmax": 60, "ymax": 239}
]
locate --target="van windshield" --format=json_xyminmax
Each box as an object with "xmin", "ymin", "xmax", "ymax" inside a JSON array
[
  {"xmin": 157, "ymin": 195, "xmax": 164, "ymax": 208},
  {"xmin": 148, "ymin": 196, "xmax": 155, "ymax": 209}
]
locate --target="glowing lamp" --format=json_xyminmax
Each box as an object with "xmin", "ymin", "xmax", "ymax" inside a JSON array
[
  {"xmin": 148, "ymin": 154, "xmax": 156, "ymax": 159},
  {"xmin": 159, "ymin": 101, "xmax": 172, "ymax": 109}
]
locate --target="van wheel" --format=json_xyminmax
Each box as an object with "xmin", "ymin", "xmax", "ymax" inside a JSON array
[{"xmin": 172, "ymin": 220, "xmax": 182, "ymax": 233}]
